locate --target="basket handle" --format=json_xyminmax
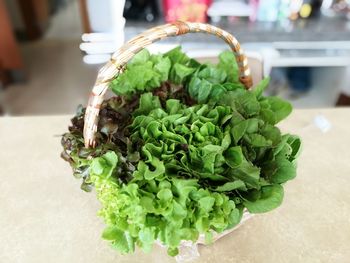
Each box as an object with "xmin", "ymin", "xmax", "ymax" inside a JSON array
[{"xmin": 83, "ymin": 21, "xmax": 253, "ymax": 148}]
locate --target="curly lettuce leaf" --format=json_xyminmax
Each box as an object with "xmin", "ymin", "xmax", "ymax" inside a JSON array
[{"xmin": 62, "ymin": 46, "xmax": 301, "ymax": 257}]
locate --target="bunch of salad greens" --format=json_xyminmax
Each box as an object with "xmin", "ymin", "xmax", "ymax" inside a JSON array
[{"xmin": 61, "ymin": 47, "xmax": 301, "ymax": 257}]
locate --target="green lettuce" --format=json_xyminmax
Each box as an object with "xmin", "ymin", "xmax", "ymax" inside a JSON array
[{"xmin": 61, "ymin": 47, "xmax": 301, "ymax": 257}]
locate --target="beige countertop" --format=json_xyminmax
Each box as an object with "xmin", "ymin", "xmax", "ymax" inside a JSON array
[{"xmin": 1, "ymin": 109, "xmax": 350, "ymax": 263}]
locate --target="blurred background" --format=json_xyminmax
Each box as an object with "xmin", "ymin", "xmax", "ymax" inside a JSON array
[{"xmin": 1, "ymin": 0, "xmax": 350, "ymax": 115}]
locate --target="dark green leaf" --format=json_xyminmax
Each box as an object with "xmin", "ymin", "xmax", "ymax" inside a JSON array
[
  {"xmin": 266, "ymin": 97, "xmax": 292, "ymax": 123},
  {"xmin": 214, "ymin": 180, "xmax": 246, "ymax": 192},
  {"xmin": 217, "ymin": 51, "xmax": 239, "ymax": 83},
  {"xmin": 197, "ymin": 79, "xmax": 213, "ymax": 103},
  {"xmin": 243, "ymin": 184, "xmax": 284, "ymax": 213},
  {"xmin": 231, "ymin": 121, "xmax": 248, "ymax": 143},
  {"xmin": 264, "ymin": 159, "xmax": 297, "ymax": 184},
  {"xmin": 252, "ymin": 77, "xmax": 270, "ymax": 98},
  {"xmin": 224, "ymin": 146, "xmax": 244, "ymax": 168},
  {"xmin": 230, "ymin": 162, "xmax": 260, "ymax": 189},
  {"xmin": 248, "ymin": 134, "xmax": 272, "ymax": 147}
]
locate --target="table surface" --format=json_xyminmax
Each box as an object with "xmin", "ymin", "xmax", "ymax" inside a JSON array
[{"xmin": 1, "ymin": 108, "xmax": 350, "ymax": 263}]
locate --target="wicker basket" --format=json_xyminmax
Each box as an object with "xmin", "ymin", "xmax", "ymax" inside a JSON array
[
  {"xmin": 82, "ymin": 21, "xmax": 255, "ymax": 257},
  {"xmin": 83, "ymin": 20, "xmax": 253, "ymax": 148}
]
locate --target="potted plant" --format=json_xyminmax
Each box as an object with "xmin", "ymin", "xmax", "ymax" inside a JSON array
[{"xmin": 61, "ymin": 21, "xmax": 301, "ymax": 258}]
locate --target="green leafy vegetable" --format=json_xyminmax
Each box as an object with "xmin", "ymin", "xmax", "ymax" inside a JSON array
[{"xmin": 61, "ymin": 46, "xmax": 301, "ymax": 257}]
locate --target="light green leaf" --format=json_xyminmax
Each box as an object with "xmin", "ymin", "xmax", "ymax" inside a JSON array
[
  {"xmin": 287, "ymin": 135, "xmax": 302, "ymax": 160},
  {"xmin": 221, "ymin": 132, "xmax": 232, "ymax": 149},
  {"xmin": 90, "ymin": 151, "xmax": 118, "ymax": 178},
  {"xmin": 171, "ymin": 200, "xmax": 187, "ymax": 220},
  {"xmin": 140, "ymin": 196, "xmax": 155, "ymax": 212},
  {"xmin": 167, "ymin": 247, "xmax": 179, "ymax": 257},
  {"xmin": 138, "ymin": 228, "xmax": 155, "ymax": 252},
  {"xmin": 166, "ymin": 99, "xmax": 181, "ymax": 115},
  {"xmin": 227, "ymin": 207, "xmax": 241, "ymax": 229},
  {"xmin": 146, "ymin": 121, "xmax": 162, "ymax": 139},
  {"xmin": 102, "ymin": 227, "xmax": 135, "ymax": 254},
  {"xmin": 164, "ymin": 46, "xmax": 190, "ymax": 65},
  {"xmin": 223, "ymin": 82, "xmax": 245, "ymax": 91},
  {"xmin": 134, "ymin": 93, "xmax": 161, "ymax": 116},
  {"xmin": 246, "ymin": 118, "xmax": 260, "ymax": 133},
  {"xmin": 204, "ymin": 231, "xmax": 213, "ymax": 244},
  {"xmin": 144, "ymin": 158, "xmax": 165, "ymax": 180},
  {"xmin": 157, "ymin": 189, "xmax": 173, "ymax": 202},
  {"xmin": 198, "ymin": 66, "xmax": 227, "ymax": 84},
  {"xmin": 195, "ymin": 217, "xmax": 210, "ymax": 232},
  {"xmin": 130, "ymin": 49, "xmax": 150, "ymax": 65},
  {"xmin": 154, "ymin": 56, "xmax": 171, "ymax": 81},
  {"xmin": 172, "ymin": 179, "xmax": 198, "ymax": 206},
  {"xmin": 172, "ymin": 63, "xmax": 196, "ymax": 84},
  {"xmin": 199, "ymin": 196, "xmax": 216, "ymax": 212}
]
